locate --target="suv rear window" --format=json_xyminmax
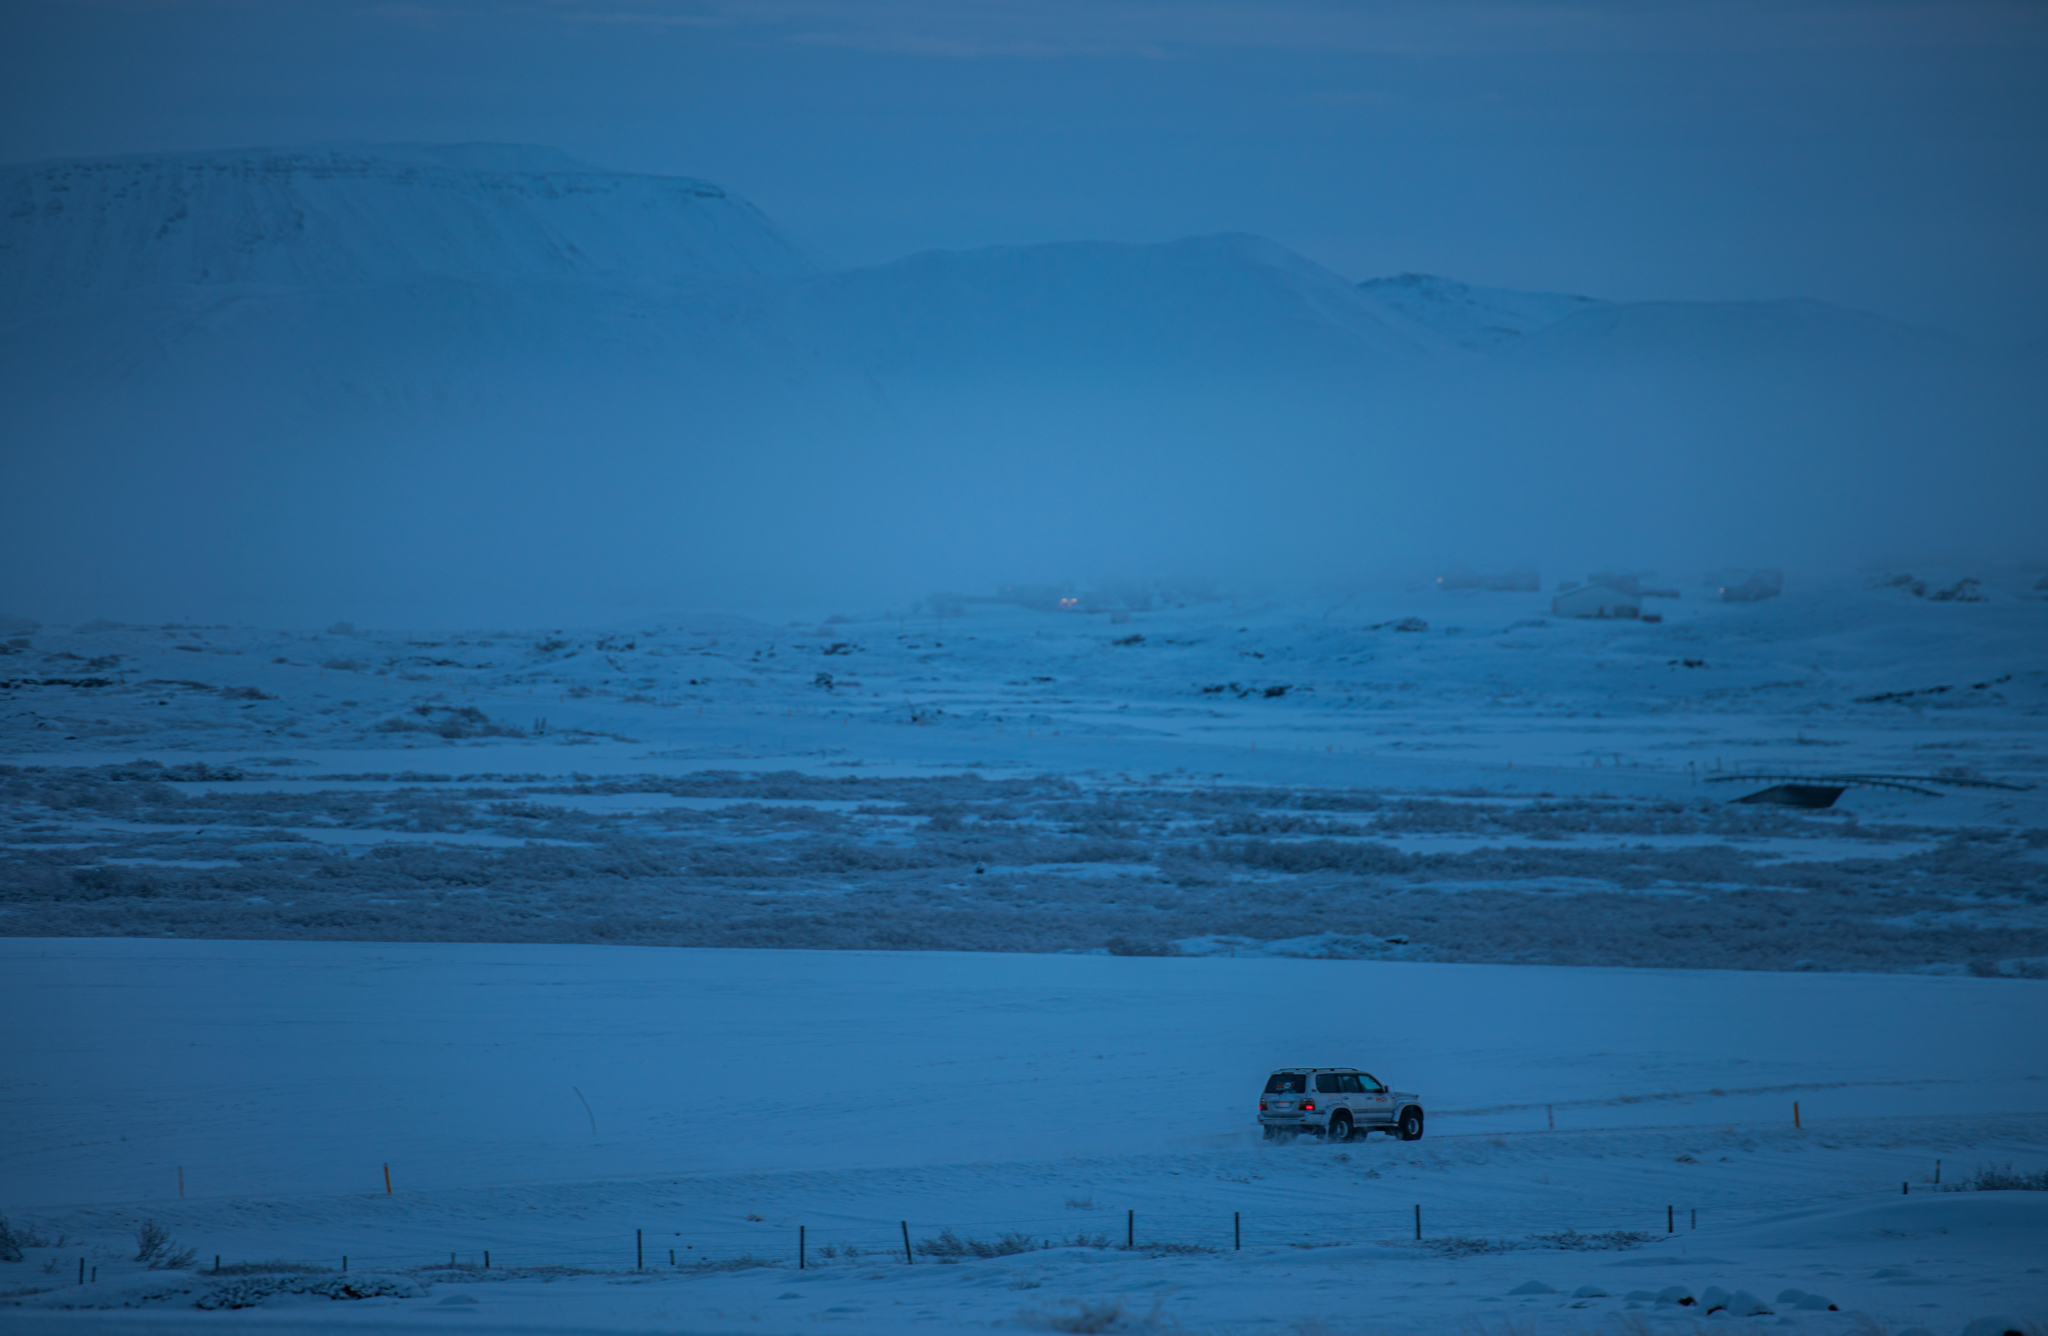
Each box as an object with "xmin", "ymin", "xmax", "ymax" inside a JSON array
[{"xmin": 1263, "ymin": 1073, "xmax": 1307, "ymax": 1094}]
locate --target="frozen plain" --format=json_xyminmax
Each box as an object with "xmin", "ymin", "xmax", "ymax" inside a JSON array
[
  {"xmin": 2, "ymin": 580, "xmax": 2046, "ymax": 1332},
  {"xmin": 4, "ymin": 574, "xmax": 2046, "ymax": 973}
]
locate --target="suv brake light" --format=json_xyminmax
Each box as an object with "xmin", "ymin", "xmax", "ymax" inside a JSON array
[{"xmin": 1302, "ymin": 1100, "xmax": 1316, "ymax": 1112}]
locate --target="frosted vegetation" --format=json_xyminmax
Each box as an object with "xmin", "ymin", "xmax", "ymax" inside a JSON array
[
  {"xmin": 4, "ymin": 760, "xmax": 2044, "ymax": 971},
  {"xmin": 3, "ymin": 580, "xmax": 2042, "ymax": 974}
]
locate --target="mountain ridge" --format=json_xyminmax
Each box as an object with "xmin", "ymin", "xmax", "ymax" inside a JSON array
[
  {"xmin": 0, "ymin": 144, "xmax": 814, "ymax": 315},
  {"xmin": 2, "ymin": 143, "xmax": 2036, "ymax": 621}
]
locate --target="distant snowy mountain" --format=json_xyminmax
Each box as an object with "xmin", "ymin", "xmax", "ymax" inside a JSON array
[
  {"xmin": 0, "ymin": 144, "xmax": 813, "ymax": 315},
  {"xmin": 0, "ymin": 142, "xmax": 2037, "ymax": 624},
  {"xmin": 1352, "ymin": 273, "xmax": 1953, "ymax": 368},
  {"xmin": 799, "ymin": 233, "xmax": 1421, "ymax": 383},
  {"xmin": 1356, "ymin": 272, "xmax": 1608, "ymax": 351}
]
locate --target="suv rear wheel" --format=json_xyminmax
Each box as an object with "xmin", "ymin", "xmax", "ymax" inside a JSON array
[
  {"xmin": 1397, "ymin": 1107, "xmax": 1424, "ymax": 1141},
  {"xmin": 1326, "ymin": 1112, "xmax": 1354, "ymax": 1143}
]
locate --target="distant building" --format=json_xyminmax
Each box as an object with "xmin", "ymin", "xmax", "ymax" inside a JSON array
[
  {"xmin": 1719, "ymin": 570, "xmax": 1783, "ymax": 603},
  {"xmin": 1552, "ymin": 585, "xmax": 1643, "ymax": 619}
]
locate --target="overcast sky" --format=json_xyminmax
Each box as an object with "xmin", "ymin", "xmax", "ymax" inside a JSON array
[{"xmin": 5, "ymin": 0, "xmax": 2046, "ymax": 338}]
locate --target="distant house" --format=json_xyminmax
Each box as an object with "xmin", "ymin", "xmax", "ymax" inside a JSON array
[
  {"xmin": 1719, "ymin": 570, "xmax": 1783, "ymax": 603},
  {"xmin": 1552, "ymin": 585, "xmax": 1642, "ymax": 619}
]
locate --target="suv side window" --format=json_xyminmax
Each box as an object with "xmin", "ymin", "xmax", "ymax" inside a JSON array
[
  {"xmin": 1264, "ymin": 1073, "xmax": 1307, "ymax": 1095},
  {"xmin": 1314, "ymin": 1074, "xmax": 1342, "ymax": 1094},
  {"xmin": 1338, "ymin": 1074, "xmax": 1365, "ymax": 1094},
  {"xmin": 1359, "ymin": 1073, "xmax": 1386, "ymax": 1092}
]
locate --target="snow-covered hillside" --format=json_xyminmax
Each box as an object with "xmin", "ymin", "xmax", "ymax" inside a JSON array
[
  {"xmin": 800, "ymin": 232, "xmax": 1421, "ymax": 382},
  {"xmin": 1357, "ymin": 271, "xmax": 1609, "ymax": 351},
  {"xmin": 0, "ymin": 144, "xmax": 813, "ymax": 315}
]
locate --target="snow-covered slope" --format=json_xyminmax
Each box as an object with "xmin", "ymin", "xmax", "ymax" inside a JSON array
[
  {"xmin": 808, "ymin": 234, "xmax": 1421, "ymax": 380},
  {"xmin": 1356, "ymin": 271, "xmax": 1609, "ymax": 351},
  {"xmin": 0, "ymin": 144, "xmax": 813, "ymax": 315}
]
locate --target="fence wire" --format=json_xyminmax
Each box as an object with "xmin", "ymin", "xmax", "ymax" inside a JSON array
[{"xmin": 229, "ymin": 1181, "xmax": 1937, "ymax": 1277}]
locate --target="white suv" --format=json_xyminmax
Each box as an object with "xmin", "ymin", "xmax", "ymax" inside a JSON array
[{"xmin": 1258, "ymin": 1067, "xmax": 1424, "ymax": 1142}]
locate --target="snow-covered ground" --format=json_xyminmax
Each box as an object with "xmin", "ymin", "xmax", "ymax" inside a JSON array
[
  {"xmin": 4, "ymin": 142, "xmax": 2043, "ymax": 1334},
  {"xmin": 4, "ymin": 577, "xmax": 2045, "ymax": 973},
  {"xmin": 4, "ymin": 580, "xmax": 2046, "ymax": 1331},
  {"xmin": 1, "ymin": 937, "xmax": 2043, "ymax": 1333}
]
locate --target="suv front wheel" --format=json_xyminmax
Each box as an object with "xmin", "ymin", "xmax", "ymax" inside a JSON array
[{"xmin": 1397, "ymin": 1107, "xmax": 1424, "ymax": 1141}]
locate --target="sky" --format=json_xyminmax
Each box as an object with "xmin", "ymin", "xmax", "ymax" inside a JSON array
[{"xmin": 4, "ymin": 0, "xmax": 2048, "ymax": 341}]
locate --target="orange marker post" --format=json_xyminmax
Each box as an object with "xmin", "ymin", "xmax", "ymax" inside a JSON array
[
  {"xmin": 383, "ymin": 1163, "xmax": 392, "ymax": 1194},
  {"xmin": 1793, "ymin": 1101, "xmax": 1801, "ymax": 1129}
]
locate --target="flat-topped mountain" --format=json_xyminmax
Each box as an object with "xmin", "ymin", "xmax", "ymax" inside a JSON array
[{"xmin": 0, "ymin": 143, "xmax": 813, "ymax": 314}]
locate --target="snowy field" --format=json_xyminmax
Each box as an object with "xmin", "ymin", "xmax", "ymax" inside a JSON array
[
  {"xmin": 2, "ymin": 936, "xmax": 2045, "ymax": 1334},
  {"xmin": 4, "ymin": 579, "xmax": 2047, "ymax": 1332},
  {"xmin": 4, "ymin": 577, "xmax": 2046, "ymax": 973}
]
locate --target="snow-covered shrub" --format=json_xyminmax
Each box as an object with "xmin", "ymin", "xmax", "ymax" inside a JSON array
[
  {"xmin": 1945, "ymin": 1163, "xmax": 2048, "ymax": 1192},
  {"xmin": 915, "ymin": 1229, "xmax": 1040, "ymax": 1261},
  {"xmin": 134, "ymin": 1221, "xmax": 197, "ymax": 1270},
  {"xmin": 676, "ymin": 1255, "xmax": 780, "ymax": 1274},
  {"xmin": 1018, "ymin": 1299, "xmax": 1125, "ymax": 1333},
  {"xmin": 1527, "ymin": 1228, "xmax": 1654, "ymax": 1250},
  {"xmin": 207, "ymin": 1259, "xmax": 333, "ymax": 1276},
  {"xmin": 194, "ymin": 1274, "xmax": 420, "ymax": 1308},
  {"xmin": 0, "ymin": 1216, "xmax": 60, "ymax": 1261},
  {"xmin": 1418, "ymin": 1236, "xmax": 1518, "ymax": 1257}
]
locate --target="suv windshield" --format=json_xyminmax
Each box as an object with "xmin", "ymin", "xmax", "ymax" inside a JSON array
[{"xmin": 1263, "ymin": 1073, "xmax": 1307, "ymax": 1095}]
